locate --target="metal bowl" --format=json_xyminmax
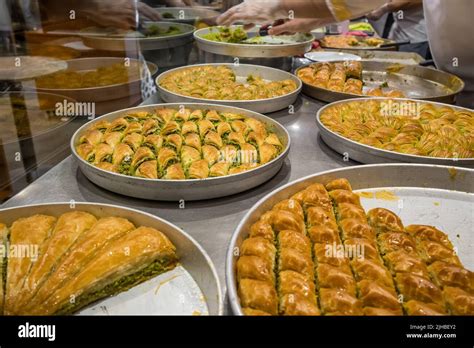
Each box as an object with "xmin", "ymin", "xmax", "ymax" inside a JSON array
[
  {"xmin": 82, "ymin": 22, "xmax": 195, "ymax": 52},
  {"xmin": 0, "ymin": 202, "xmax": 223, "ymax": 315},
  {"xmin": 155, "ymin": 7, "xmax": 220, "ymax": 25},
  {"xmin": 316, "ymin": 97, "xmax": 474, "ymax": 168},
  {"xmin": 0, "ymin": 91, "xmax": 77, "ymax": 144},
  {"xmin": 71, "ymin": 103, "xmax": 291, "ymax": 201},
  {"xmin": 157, "ymin": 63, "xmax": 302, "ymax": 114},
  {"xmin": 226, "ymin": 164, "xmax": 474, "ymax": 315},
  {"xmin": 194, "ymin": 26, "xmax": 314, "ymax": 58},
  {"xmin": 296, "ymin": 60, "xmax": 465, "ymax": 104},
  {"xmin": 33, "ymin": 57, "xmax": 158, "ymax": 103}
]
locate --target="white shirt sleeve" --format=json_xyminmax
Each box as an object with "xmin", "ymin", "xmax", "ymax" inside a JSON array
[{"xmin": 326, "ymin": 0, "xmax": 387, "ymax": 21}]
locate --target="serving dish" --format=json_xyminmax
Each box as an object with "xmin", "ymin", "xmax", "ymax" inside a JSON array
[
  {"xmin": 296, "ymin": 60, "xmax": 464, "ymax": 104},
  {"xmin": 320, "ymin": 35, "xmax": 396, "ymax": 51},
  {"xmin": 316, "ymin": 98, "xmax": 474, "ymax": 168},
  {"xmin": 30, "ymin": 57, "xmax": 158, "ymax": 115},
  {"xmin": 194, "ymin": 26, "xmax": 314, "ymax": 58},
  {"xmin": 155, "ymin": 7, "xmax": 219, "ymax": 25},
  {"xmin": 81, "ymin": 22, "xmax": 195, "ymax": 52},
  {"xmin": 0, "ymin": 91, "xmax": 77, "ymax": 145},
  {"xmin": 71, "ymin": 103, "xmax": 290, "ymax": 201},
  {"xmin": 0, "ymin": 202, "xmax": 223, "ymax": 315},
  {"xmin": 226, "ymin": 164, "xmax": 474, "ymax": 315},
  {"xmin": 157, "ymin": 63, "xmax": 302, "ymax": 114}
]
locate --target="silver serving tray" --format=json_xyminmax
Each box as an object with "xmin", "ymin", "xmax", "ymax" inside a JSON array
[
  {"xmin": 320, "ymin": 36, "xmax": 397, "ymax": 51},
  {"xmin": 321, "ymin": 49, "xmax": 425, "ymax": 65},
  {"xmin": 316, "ymin": 97, "xmax": 474, "ymax": 168},
  {"xmin": 82, "ymin": 22, "xmax": 195, "ymax": 51},
  {"xmin": 0, "ymin": 91, "xmax": 77, "ymax": 144},
  {"xmin": 194, "ymin": 26, "xmax": 314, "ymax": 58},
  {"xmin": 157, "ymin": 63, "xmax": 302, "ymax": 114},
  {"xmin": 296, "ymin": 60, "xmax": 465, "ymax": 104},
  {"xmin": 32, "ymin": 57, "xmax": 158, "ymax": 103},
  {"xmin": 71, "ymin": 103, "xmax": 290, "ymax": 201},
  {"xmin": 155, "ymin": 7, "xmax": 220, "ymax": 25},
  {"xmin": 226, "ymin": 164, "xmax": 474, "ymax": 315},
  {"xmin": 0, "ymin": 202, "xmax": 223, "ymax": 315}
]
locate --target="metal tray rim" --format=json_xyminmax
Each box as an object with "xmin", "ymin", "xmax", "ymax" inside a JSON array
[
  {"xmin": 315, "ymin": 97, "xmax": 474, "ymax": 165},
  {"xmin": 226, "ymin": 163, "xmax": 474, "ymax": 315},
  {"xmin": 70, "ymin": 102, "xmax": 291, "ymax": 184},
  {"xmin": 32, "ymin": 57, "xmax": 158, "ymax": 93},
  {"xmin": 0, "ymin": 201, "xmax": 224, "ymax": 315},
  {"xmin": 82, "ymin": 22, "xmax": 196, "ymax": 42},
  {"xmin": 194, "ymin": 27, "xmax": 314, "ymax": 49},
  {"xmin": 156, "ymin": 63, "xmax": 303, "ymax": 105},
  {"xmin": 0, "ymin": 91, "xmax": 78, "ymax": 145}
]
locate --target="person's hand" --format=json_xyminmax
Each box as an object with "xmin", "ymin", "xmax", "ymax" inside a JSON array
[
  {"xmin": 82, "ymin": 0, "xmax": 136, "ymax": 29},
  {"xmin": 217, "ymin": 0, "xmax": 288, "ymax": 30},
  {"xmin": 366, "ymin": 6, "xmax": 387, "ymax": 21},
  {"xmin": 166, "ymin": 0, "xmax": 196, "ymax": 7},
  {"xmin": 82, "ymin": 0, "xmax": 161, "ymax": 30},
  {"xmin": 137, "ymin": 2, "xmax": 162, "ymax": 21},
  {"xmin": 269, "ymin": 18, "xmax": 330, "ymax": 35}
]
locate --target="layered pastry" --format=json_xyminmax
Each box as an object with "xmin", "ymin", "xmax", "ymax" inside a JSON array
[
  {"xmin": 297, "ymin": 61, "xmax": 405, "ymax": 97},
  {"xmin": 0, "ymin": 212, "xmax": 178, "ymax": 315},
  {"xmin": 320, "ymin": 35, "xmax": 385, "ymax": 49},
  {"xmin": 160, "ymin": 65, "xmax": 298, "ymax": 101},
  {"xmin": 76, "ymin": 108, "xmax": 284, "ymax": 179},
  {"xmin": 236, "ymin": 178, "xmax": 473, "ymax": 316},
  {"xmin": 320, "ymin": 99, "xmax": 474, "ymax": 159}
]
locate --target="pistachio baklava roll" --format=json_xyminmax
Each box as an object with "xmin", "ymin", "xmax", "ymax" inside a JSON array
[
  {"xmin": 272, "ymin": 199, "xmax": 319, "ymax": 315},
  {"xmin": 367, "ymin": 208, "xmax": 448, "ymax": 315},
  {"xmin": 326, "ymin": 179, "xmax": 401, "ymax": 315}
]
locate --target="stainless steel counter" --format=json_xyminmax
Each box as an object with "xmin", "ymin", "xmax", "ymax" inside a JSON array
[{"xmin": 1, "ymin": 92, "xmax": 356, "ymax": 314}]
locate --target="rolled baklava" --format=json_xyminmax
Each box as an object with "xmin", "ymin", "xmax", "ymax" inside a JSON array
[{"xmin": 237, "ymin": 178, "xmax": 473, "ymax": 316}]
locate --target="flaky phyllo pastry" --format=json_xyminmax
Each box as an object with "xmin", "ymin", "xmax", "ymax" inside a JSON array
[
  {"xmin": 76, "ymin": 108, "xmax": 284, "ymax": 180},
  {"xmin": 0, "ymin": 212, "xmax": 178, "ymax": 315},
  {"xmin": 236, "ymin": 178, "xmax": 473, "ymax": 316},
  {"xmin": 320, "ymin": 100, "xmax": 474, "ymax": 159},
  {"xmin": 160, "ymin": 65, "xmax": 298, "ymax": 101}
]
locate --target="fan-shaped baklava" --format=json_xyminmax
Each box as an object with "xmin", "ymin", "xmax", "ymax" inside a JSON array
[
  {"xmin": 320, "ymin": 99, "xmax": 474, "ymax": 159},
  {"xmin": 76, "ymin": 108, "xmax": 284, "ymax": 179},
  {"xmin": 0, "ymin": 212, "xmax": 178, "ymax": 315},
  {"xmin": 160, "ymin": 65, "xmax": 298, "ymax": 101},
  {"xmin": 236, "ymin": 178, "xmax": 473, "ymax": 316}
]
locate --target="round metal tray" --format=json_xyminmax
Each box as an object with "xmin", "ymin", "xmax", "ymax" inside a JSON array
[
  {"xmin": 33, "ymin": 57, "xmax": 158, "ymax": 103},
  {"xmin": 154, "ymin": 7, "xmax": 219, "ymax": 25},
  {"xmin": 226, "ymin": 164, "xmax": 474, "ymax": 315},
  {"xmin": 296, "ymin": 60, "xmax": 465, "ymax": 104},
  {"xmin": 320, "ymin": 36, "xmax": 397, "ymax": 51},
  {"xmin": 0, "ymin": 91, "xmax": 77, "ymax": 145},
  {"xmin": 316, "ymin": 97, "xmax": 474, "ymax": 168},
  {"xmin": 71, "ymin": 103, "xmax": 290, "ymax": 201},
  {"xmin": 157, "ymin": 63, "xmax": 302, "ymax": 114},
  {"xmin": 194, "ymin": 26, "xmax": 314, "ymax": 58},
  {"xmin": 82, "ymin": 22, "xmax": 195, "ymax": 52},
  {"xmin": 0, "ymin": 202, "xmax": 223, "ymax": 315}
]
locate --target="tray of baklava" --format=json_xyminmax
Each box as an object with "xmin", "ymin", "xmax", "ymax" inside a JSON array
[
  {"xmin": 295, "ymin": 60, "xmax": 464, "ymax": 104},
  {"xmin": 0, "ymin": 203, "xmax": 222, "ymax": 315},
  {"xmin": 227, "ymin": 164, "xmax": 474, "ymax": 315},
  {"xmin": 71, "ymin": 103, "xmax": 290, "ymax": 201},
  {"xmin": 316, "ymin": 98, "xmax": 474, "ymax": 168}
]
